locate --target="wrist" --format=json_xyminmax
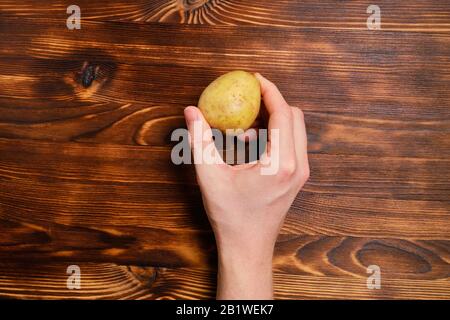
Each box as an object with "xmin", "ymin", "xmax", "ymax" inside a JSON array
[
  {"xmin": 215, "ymin": 233, "xmax": 275, "ymax": 300},
  {"xmin": 217, "ymin": 233, "xmax": 275, "ymax": 272},
  {"xmin": 213, "ymin": 224, "xmax": 278, "ymax": 256},
  {"xmin": 217, "ymin": 237, "xmax": 275, "ymax": 265},
  {"xmin": 217, "ymin": 249, "xmax": 274, "ymax": 300}
]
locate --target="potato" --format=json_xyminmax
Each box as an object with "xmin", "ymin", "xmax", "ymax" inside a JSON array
[{"xmin": 198, "ymin": 70, "xmax": 261, "ymax": 133}]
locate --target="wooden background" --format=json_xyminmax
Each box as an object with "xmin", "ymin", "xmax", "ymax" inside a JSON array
[{"xmin": 0, "ymin": 0, "xmax": 449, "ymax": 299}]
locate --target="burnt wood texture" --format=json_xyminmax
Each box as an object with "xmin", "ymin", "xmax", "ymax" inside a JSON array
[{"xmin": 0, "ymin": 0, "xmax": 449, "ymax": 299}]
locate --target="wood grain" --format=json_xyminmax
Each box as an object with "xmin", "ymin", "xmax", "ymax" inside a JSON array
[
  {"xmin": 1, "ymin": 19, "xmax": 450, "ymax": 121},
  {"xmin": 152, "ymin": 267, "xmax": 450, "ymax": 300},
  {"xmin": 1, "ymin": 138, "xmax": 449, "ymax": 240},
  {"xmin": 0, "ymin": 17, "xmax": 449, "ymax": 159},
  {"xmin": 0, "ymin": 2, "xmax": 449, "ymax": 300},
  {"xmin": 1, "ymin": 216, "xmax": 449, "ymax": 281},
  {"xmin": 144, "ymin": 266, "xmax": 450, "ymax": 300},
  {"xmin": 0, "ymin": 263, "xmax": 157, "ymax": 299},
  {"xmin": 0, "ymin": 263, "xmax": 448, "ymax": 300},
  {"xmin": 1, "ymin": 0, "xmax": 449, "ymax": 31}
]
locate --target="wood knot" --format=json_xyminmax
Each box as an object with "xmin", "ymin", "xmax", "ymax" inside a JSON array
[
  {"xmin": 78, "ymin": 62, "xmax": 99, "ymax": 88},
  {"xmin": 67, "ymin": 59, "xmax": 115, "ymax": 100}
]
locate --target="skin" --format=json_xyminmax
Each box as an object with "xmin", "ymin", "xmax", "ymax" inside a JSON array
[
  {"xmin": 184, "ymin": 73, "xmax": 309, "ymax": 300},
  {"xmin": 198, "ymin": 70, "xmax": 261, "ymax": 132}
]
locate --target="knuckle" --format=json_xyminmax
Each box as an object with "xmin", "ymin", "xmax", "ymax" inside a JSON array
[
  {"xmin": 278, "ymin": 160, "xmax": 296, "ymax": 179},
  {"xmin": 272, "ymin": 111, "xmax": 291, "ymax": 125},
  {"xmin": 292, "ymin": 107, "xmax": 304, "ymax": 120},
  {"xmin": 279, "ymin": 106, "xmax": 293, "ymax": 120}
]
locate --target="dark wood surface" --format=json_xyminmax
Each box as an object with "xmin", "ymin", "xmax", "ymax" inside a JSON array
[{"xmin": 0, "ymin": 1, "xmax": 449, "ymax": 299}]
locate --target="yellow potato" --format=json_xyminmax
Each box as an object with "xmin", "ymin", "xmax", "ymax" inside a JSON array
[{"xmin": 198, "ymin": 70, "xmax": 261, "ymax": 133}]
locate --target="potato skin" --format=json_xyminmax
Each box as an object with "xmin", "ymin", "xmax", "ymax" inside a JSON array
[{"xmin": 198, "ymin": 70, "xmax": 261, "ymax": 133}]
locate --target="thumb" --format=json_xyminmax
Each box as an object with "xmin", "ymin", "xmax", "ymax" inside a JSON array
[{"xmin": 184, "ymin": 106, "xmax": 224, "ymax": 168}]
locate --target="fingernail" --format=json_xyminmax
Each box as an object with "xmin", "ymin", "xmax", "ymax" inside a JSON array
[{"xmin": 184, "ymin": 106, "xmax": 198, "ymax": 124}]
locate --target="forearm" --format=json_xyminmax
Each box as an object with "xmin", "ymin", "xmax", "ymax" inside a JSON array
[{"xmin": 216, "ymin": 240, "xmax": 275, "ymax": 300}]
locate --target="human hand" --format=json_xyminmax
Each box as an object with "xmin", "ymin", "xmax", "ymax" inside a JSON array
[{"xmin": 184, "ymin": 73, "xmax": 309, "ymax": 299}]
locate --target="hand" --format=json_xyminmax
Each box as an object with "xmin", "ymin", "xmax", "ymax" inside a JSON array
[{"xmin": 184, "ymin": 73, "xmax": 309, "ymax": 299}]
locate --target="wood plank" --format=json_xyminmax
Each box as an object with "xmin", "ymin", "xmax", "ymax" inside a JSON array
[
  {"xmin": 1, "ymin": 138, "xmax": 449, "ymax": 240},
  {"xmin": 152, "ymin": 268, "xmax": 450, "ymax": 300},
  {"xmin": 0, "ymin": 95, "xmax": 449, "ymax": 159},
  {"xmin": 273, "ymin": 235, "xmax": 450, "ymax": 280},
  {"xmin": 0, "ymin": 0, "xmax": 449, "ymax": 31},
  {"xmin": 0, "ymin": 263, "xmax": 156, "ymax": 299},
  {"xmin": 1, "ymin": 19, "xmax": 450, "ymax": 122},
  {"xmin": 0, "ymin": 263, "xmax": 448, "ymax": 300},
  {"xmin": 0, "ymin": 218, "xmax": 216, "ymax": 268},
  {"xmin": 287, "ymin": 193, "xmax": 450, "ymax": 238},
  {"xmin": 1, "ymin": 217, "xmax": 449, "ymax": 280},
  {"xmin": 0, "ymin": 137, "xmax": 447, "ymax": 202}
]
